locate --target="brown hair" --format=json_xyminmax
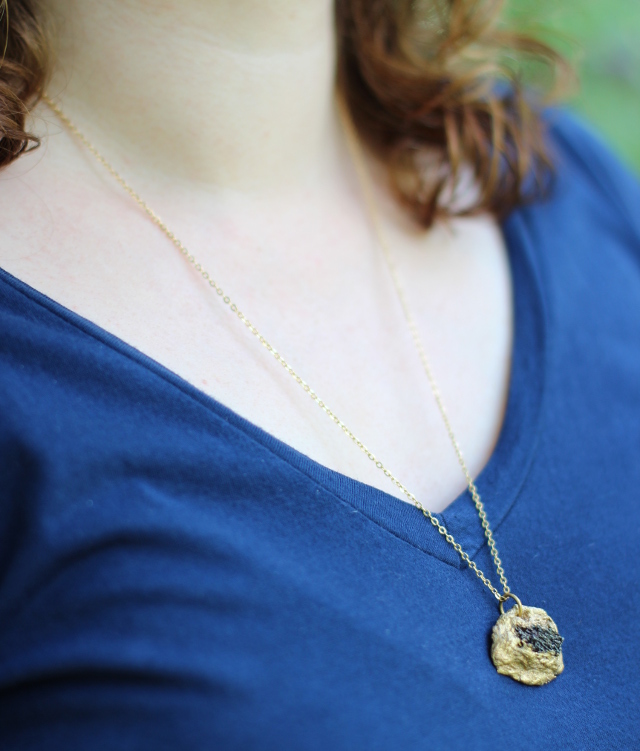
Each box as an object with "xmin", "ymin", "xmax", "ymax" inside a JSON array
[
  {"xmin": 1, "ymin": 0, "xmax": 568, "ymax": 227},
  {"xmin": 0, "ymin": 0, "xmax": 49, "ymax": 168}
]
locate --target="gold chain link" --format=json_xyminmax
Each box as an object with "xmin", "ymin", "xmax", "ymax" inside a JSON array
[
  {"xmin": 338, "ymin": 101, "xmax": 510, "ymax": 597},
  {"xmin": 43, "ymin": 93, "xmax": 510, "ymax": 603}
]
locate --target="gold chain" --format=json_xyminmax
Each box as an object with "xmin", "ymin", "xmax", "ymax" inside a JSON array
[
  {"xmin": 337, "ymin": 101, "xmax": 510, "ymax": 597},
  {"xmin": 42, "ymin": 93, "xmax": 510, "ymax": 603}
]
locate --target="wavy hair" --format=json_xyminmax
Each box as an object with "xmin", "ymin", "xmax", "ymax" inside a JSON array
[
  {"xmin": 1, "ymin": 0, "xmax": 568, "ymax": 226},
  {"xmin": 0, "ymin": 0, "xmax": 48, "ymax": 168}
]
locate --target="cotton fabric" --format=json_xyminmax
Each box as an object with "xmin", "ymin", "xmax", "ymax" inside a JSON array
[{"xmin": 0, "ymin": 111, "xmax": 639, "ymax": 750}]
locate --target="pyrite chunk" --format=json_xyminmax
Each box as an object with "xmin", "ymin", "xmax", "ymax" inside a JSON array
[{"xmin": 491, "ymin": 604, "xmax": 564, "ymax": 686}]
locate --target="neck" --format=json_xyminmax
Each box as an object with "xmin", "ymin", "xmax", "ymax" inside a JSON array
[{"xmin": 46, "ymin": 0, "xmax": 339, "ymax": 194}]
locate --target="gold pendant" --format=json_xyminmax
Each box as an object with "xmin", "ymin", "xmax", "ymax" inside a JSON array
[{"xmin": 491, "ymin": 593, "xmax": 564, "ymax": 686}]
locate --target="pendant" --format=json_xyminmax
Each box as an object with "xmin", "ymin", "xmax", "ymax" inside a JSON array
[{"xmin": 491, "ymin": 593, "xmax": 564, "ymax": 686}]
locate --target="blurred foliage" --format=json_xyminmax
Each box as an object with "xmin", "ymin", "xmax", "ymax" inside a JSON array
[{"xmin": 505, "ymin": 0, "xmax": 640, "ymax": 173}]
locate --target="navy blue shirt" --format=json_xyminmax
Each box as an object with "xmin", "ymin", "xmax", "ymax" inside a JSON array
[{"xmin": 0, "ymin": 112, "xmax": 639, "ymax": 750}]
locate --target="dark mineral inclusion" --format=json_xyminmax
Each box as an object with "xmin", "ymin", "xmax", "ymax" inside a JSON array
[{"xmin": 514, "ymin": 624, "xmax": 564, "ymax": 655}]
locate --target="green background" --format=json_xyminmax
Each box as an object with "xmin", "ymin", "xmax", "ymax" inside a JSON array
[{"xmin": 506, "ymin": 0, "xmax": 640, "ymax": 173}]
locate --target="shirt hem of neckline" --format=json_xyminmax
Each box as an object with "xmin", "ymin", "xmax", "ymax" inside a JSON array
[{"xmin": 0, "ymin": 207, "xmax": 547, "ymax": 569}]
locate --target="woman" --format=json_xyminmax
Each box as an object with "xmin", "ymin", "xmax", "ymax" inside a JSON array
[{"xmin": 0, "ymin": 0, "xmax": 638, "ymax": 748}]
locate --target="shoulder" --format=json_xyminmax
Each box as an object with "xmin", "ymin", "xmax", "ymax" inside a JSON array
[
  {"xmin": 539, "ymin": 108, "xmax": 640, "ymax": 244},
  {"xmin": 503, "ymin": 109, "xmax": 640, "ymax": 377},
  {"xmin": 505, "ymin": 108, "xmax": 640, "ymax": 301}
]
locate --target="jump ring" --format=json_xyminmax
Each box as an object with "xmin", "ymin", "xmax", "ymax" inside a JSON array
[{"xmin": 499, "ymin": 592, "xmax": 523, "ymax": 617}]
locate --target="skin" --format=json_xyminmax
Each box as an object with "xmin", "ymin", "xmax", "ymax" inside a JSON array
[{"xmin": 0, "ymin": 0, "xmax": 512, "ymax": 513}]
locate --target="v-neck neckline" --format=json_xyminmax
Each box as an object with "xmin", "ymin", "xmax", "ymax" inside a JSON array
[{"xmin": 0, "ymin": 209, "xmax": 547, "ymax": 569}]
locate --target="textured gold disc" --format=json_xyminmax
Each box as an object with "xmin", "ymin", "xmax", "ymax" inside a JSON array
[{"xmin": 491, "ymin": 598, "xmax": 564, "ymax": 686}]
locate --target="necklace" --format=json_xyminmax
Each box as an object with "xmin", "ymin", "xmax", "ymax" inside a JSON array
[{"xmin": 43, "ymin": 93, "xmax": 564, "ymax": 686}]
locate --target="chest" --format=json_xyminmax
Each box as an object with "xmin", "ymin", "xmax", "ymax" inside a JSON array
[
  {"xmin": 0, "ymin": 303, "xmax": 639, "ymax": 749},
  {"xmin": 0, "ymin": 164, "xmax": 512, "ymax": 512}
]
